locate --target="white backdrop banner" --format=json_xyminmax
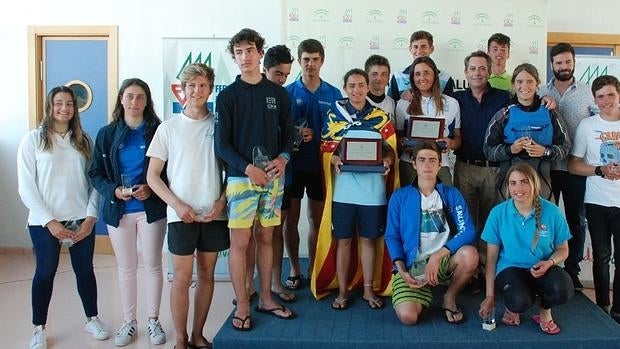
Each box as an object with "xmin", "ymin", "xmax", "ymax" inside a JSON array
[
  {"xmin": 284, "ymin": 0, "xmax": 548, "ymax": 90},
  {"xmin": 575, "ymin": 55, "xmax": 620, "ymax": 85}
]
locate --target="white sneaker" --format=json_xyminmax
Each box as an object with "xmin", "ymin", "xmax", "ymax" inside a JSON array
[
  {"xmin": 84, "ymin": 317, "xmax": 110, "ymax": 340},
  {"xmin": 114, "ymin": 320, "xmax": 137, "ymax": 346},
  {"xmin": 147, "ymin": 318, "xmax": 166, "ymax": 345},
  {"xmin": 30, "ymin": 326, "xmax": 47, "ymax": 349}
]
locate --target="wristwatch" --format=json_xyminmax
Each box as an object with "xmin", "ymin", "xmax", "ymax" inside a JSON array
[
  {"xmin": 595, "ymin": 166, "xmax": 604, "ymax": 177},
  {"xmin": 543, "ymin": 147, "xmax": 552, "ymax": 158}
]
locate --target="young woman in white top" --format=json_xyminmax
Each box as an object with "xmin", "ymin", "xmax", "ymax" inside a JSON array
[
  {"xmin": 17, "ymin": 86, "xmax": 109, "ymax": 349},
  {"xmin": 394, "ymin": 56, "xmax": 461, "ymax": 186}
]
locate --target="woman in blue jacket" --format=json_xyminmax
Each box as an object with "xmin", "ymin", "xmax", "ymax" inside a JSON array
[{"xmin": 89, "ymin": 78, "xmax": 167, "ymax": 346}]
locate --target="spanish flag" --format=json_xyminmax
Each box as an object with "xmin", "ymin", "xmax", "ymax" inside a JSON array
[{"xmin": 310, "ymin": 99, "xmax": 400, "ymax": 299}]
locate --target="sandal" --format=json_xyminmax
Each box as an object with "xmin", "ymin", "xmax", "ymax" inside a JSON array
[
  {"xmin": 532, "ymin": 314, "xmax": 561, "ymax": 335},
  {"xmin": 231, "ymin": 315, "xmax": 253, "ymax": 331},
  {"xmin": 501, "ymin": 309, "xmax": 521, "ymax": 326},
  {"xmin": 331, "ymin": 297, "xmax": 348, "ymax": 310},
  {"xmin": 363, "ymin": 296, "xmax": 385, "ymax": 309},
  {"xmin": 285, "ymin": 275, "xmax": 303, "ymax": 290}
]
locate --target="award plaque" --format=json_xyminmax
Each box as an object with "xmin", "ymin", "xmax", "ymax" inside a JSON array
[
  {"xmin": 340, "ymin": 138, "xmax": 386, "ymax": 173},
  {"xmin": 402, "ymin": 116, "xmax": 446, "ymax": 150}
]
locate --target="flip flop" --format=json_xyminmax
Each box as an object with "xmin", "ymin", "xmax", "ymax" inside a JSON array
[
  {"xmin": 231, "ymin": 315, "xmax": 253, "ymax": 331},
  {"xmin": 332, "ymin": 297, "xmax": 349, "ymax": 310},
  {"xmin": 273, "ymin": 290, "xmax": 296, "ymax": 303},
  {"xmin": 362, "ymin": 296, "xmax": 385, "ymax": 309},
  {"xmin": 442, "ymin": 307, "xmax": 467, "ymax": 324},
  {"xmin": 254, "ymin": 305, "xmax": 296, "ymax": 319},
  {"xmin": 285, "ymin": 275, "xmax": 303, "ymax": 290},
  {"xmin": 532, "ymin": 314, "xmax": 561, "ymax": 335}
]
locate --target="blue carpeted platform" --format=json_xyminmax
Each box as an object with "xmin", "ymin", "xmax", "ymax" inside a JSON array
[{"xmin": 213, "ymin": 259, "xmax": 620, "ymax": 349}]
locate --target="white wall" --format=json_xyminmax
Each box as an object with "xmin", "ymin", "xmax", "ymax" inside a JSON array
[{"xmin": 0, "ymin": 0, "xmax": 618, "ymax": 248}]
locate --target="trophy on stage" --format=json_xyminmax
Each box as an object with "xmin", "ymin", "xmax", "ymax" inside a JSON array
[
  {"xmin": 253, "ymin": 145, "xmax": 271, "ymax": 171},
  {"xmin": 293, "ymin": 118, "xmax": 308, "ymax": 149}
]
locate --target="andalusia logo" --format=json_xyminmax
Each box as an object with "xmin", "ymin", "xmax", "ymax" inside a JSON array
[
  {"xmin": 313, "ymin": 8, "xmax": 330, "ymax": 22},
  {"xmin": 527, "ymin": 14, "xmax": 544, "ymax": 27},
  {"xmin": 420, "ymin": 10, "xmax": 438, "ymax": 24},
  {"xmin": 473, "ymin": 12, "xmax": 491, "ymax": 26},
  {"xmin": 504, "ymin": 13, "xmax": 514, "ymax": 27},
  {"xmin": 369, "ymin": 36, "xmax": 380, "ymax": 50},
  {"xmin": 396, "ymin": 9, "xmax": 407, "ymax": 24},
  {"xmin": 447, "ymin": 39, "xmax": 464, "ymax": 51},
  {"xmin": 338, "ymin": 37, "xmax": 355, "ymax": 49},
  {"xmin": 393, "ymin": 37, "xmax": 408, "ymax": 49},
  {"xmin": 342, "ymin": 8, "xmax": 352, "ymax": 23},
  {"xmin": 367, "ymin": 9, "xmax": 384, "ymax": 22},
  {"xmin": 450, "ymin": 10, "xmax": 461, "ymax": 25},
  {"xmin": 287, "ymin": 35, "xmax": 301, "ymax": 50},
  {"xmin": 289, "ymin": 8, "xmax": 299, "ymax": 22},
  {"xmin": 477, "ymin": 39, "xmax": 487, "ymax": 51}
]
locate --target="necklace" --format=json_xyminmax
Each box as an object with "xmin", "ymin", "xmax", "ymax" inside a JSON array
[{"xmin": 53, "ymin": 129, "xmax": 69, "ymax": 138}]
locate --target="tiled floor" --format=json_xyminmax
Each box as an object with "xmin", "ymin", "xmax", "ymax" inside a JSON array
[
  {"xmin": 0, "ymin": 250, "xmax": 608, "ymax": 349},
  {"xmin": 0, "ymin": 251, "xmax": 235, "ymax": 349}
]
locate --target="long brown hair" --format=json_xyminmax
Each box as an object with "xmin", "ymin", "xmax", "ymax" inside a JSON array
[
  {"xmin": 112, "ymin": 78, "xmax": 161, "ymax": 139},
  {"xmin": 504, "ymin": 162, "xmax": 543, "ymax": 249},
  {"xmin": 39, "ymin": 86, "xmax": 92, "ymax": 159},
  {"xmin": 407, "ymin": 56, "xmax": 444, "ymax": 116}
]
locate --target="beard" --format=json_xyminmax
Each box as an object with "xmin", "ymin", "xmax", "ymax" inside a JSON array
[{"xmin": 553, "ymin": 67, "xmax": 574, "ymax": 81}]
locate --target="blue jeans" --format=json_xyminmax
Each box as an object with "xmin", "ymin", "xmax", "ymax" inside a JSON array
[
  {"xmin": 585, "ymin": 204, "xmax": 620, "ymax": 312},
  {"xmin": 551, "ymin": 170, "xmax": 586, "ymax": 276},
  {"xmin": 29, "ymin": 224, "xmax": 98, "ymax": 325}
]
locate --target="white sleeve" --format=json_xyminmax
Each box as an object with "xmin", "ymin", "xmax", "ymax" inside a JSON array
[
  {"xmin": 17, "ymin": 132, "xmax": 54, "ymax": 226},
  {"xmin": 146, "ymin": 123, "xmax": 169, "ymax": 161},
  {"xmin": 570, "ymin": 118, "xmax": 588, "ymax": 158}
]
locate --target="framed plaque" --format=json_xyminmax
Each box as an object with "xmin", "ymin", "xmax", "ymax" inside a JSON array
[
  {"xmin": 407, "ymin": 116, "xmax": 445, "ymax": 140},
  {"xmin": 340, "ymin": 138, "xmax": 386, "ymax": 173}
]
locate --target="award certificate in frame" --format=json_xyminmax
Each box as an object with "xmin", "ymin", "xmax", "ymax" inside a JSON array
[
  {"xmin": 406, "ymin": 116, "xmax": 445, "ymax": 140},
  {"xmin": 340, "ymin": 138, "xmax": 386, "ymax": 173}
]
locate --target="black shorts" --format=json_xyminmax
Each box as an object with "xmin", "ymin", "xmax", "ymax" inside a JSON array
[
  {"xmin": 331, "ymin": 202, "xmax": 387, "ymax": 239},
  {"xmin": 281, "ymin": 185, "xmax": 292, "ymax": 211},
  {"xmin": 167, "ymin": 220, "xmax": 230, "ymax": 256},
  {"xmin": 290, "ymin": 171, "xmax": 324, "ymax": 201}
]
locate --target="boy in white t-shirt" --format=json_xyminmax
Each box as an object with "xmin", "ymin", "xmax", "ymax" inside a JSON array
[
  {"xmin": 147, "ymin": 63, "xmax": 229, "ymax": 349},
  {"xmin": 568, "ymin": 75, "xmax": 620, "ymax": 324}
]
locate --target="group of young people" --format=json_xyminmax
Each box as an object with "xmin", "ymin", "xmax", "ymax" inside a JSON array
[{"xmin": 17, "ymin": 25, "xmax": 620, "ymax": 349}]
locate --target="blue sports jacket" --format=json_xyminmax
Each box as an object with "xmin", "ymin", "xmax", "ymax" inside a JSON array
[
  {"xmin": 385, "ymin": 181, "xmax": 476, "ymax": 269},
  {"xmin": 89, "ymin": 118, "xmax": 166, "ymax": 228}
]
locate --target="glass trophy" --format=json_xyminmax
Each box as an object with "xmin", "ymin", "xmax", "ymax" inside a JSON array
[
  {"xmin": 252, "ymin": 146, "xmax": 271, "ymax": 171},
  {"xmin": 60, "ymin": 218, "xmax": 80, "ymax": 248},
  {"xmin": 293, "ymin": 118, "xmax": 308, "ymax": 149},
  {"xmin": 482, "ymin": 306, "xmax": 496, "ymax": 331},
  {"xmin": 121, "ymin": 174, "xmax": 134, "ymax": 196},
  {"xmin": 518, "ymin": 127, "xmax": 532, "ymax": 145}
]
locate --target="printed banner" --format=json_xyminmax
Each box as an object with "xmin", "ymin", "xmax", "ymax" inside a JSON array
[
  {"xmin": 284, "ymin": 0, "xmax": 548, "ymax": 90},
  {"xmin": 575, "ymin": 55, "xmax": 620, "ymax": 85}
]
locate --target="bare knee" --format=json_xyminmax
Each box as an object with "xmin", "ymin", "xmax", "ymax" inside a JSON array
[
  {"xmin": 456, "ymin": 245, "xmax": 479, "ymax": 273},
  {"xmin": 396, "ymin": 310, "xmax": 420, "ymax": 326}
]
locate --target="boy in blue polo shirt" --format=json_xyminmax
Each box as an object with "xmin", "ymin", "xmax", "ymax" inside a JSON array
[{"xmin": 284, "ymin": 39, "xmax": 342, "ymax": 290}]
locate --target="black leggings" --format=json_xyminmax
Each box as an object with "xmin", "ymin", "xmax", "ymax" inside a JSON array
[{"xmin": 496, "ymin": 266, "xmax": 573, "ymax": 312}]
